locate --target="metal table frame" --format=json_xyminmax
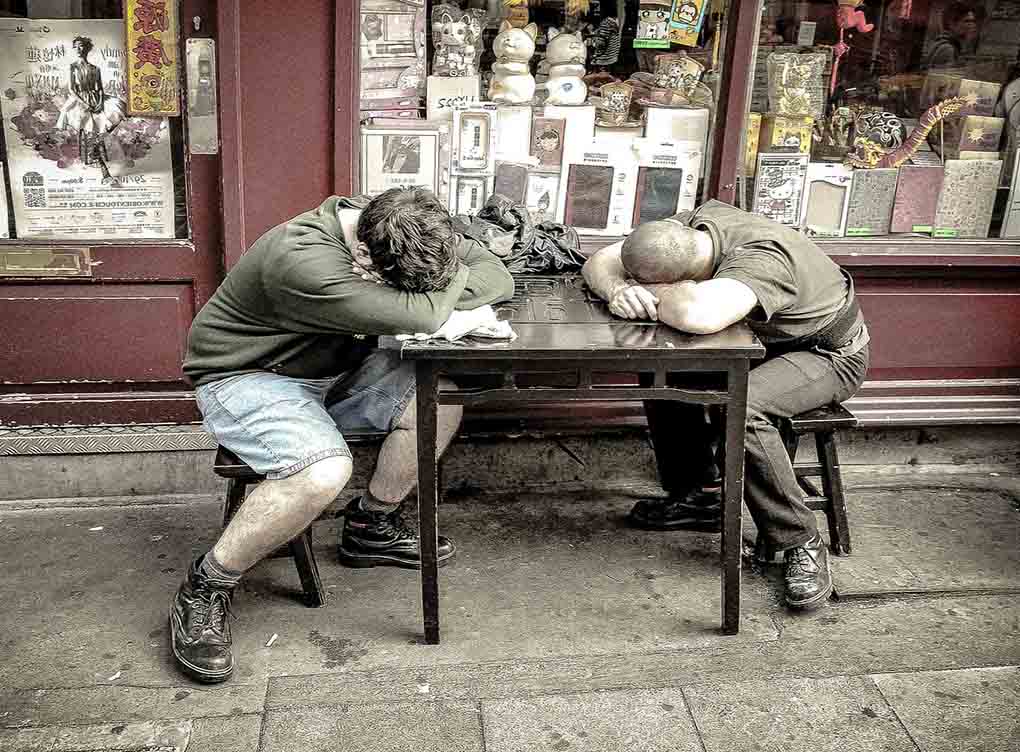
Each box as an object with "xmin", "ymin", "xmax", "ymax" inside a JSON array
[{"xmin": 402, "ymin": 277, "xmax": 764, "ymax": 644}]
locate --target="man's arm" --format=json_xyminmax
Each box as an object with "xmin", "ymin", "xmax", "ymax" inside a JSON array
[
  {"xmin": 455, "ymin": 238, "xmax": 515, "ymax": 309},
  {"xmin": 275, "ymin": 248, "xmax": 471, "ymax": 336},
  {"xmin": 582, "ymin": 242, "xmax": 659, "ymax": 320},
  {"xmin": 645, "ymin": 278, "xmax": 758, "ymax": 335},
  {"xmin": 581, "ymin": 241, "xmax": 629, "ymax": 301}
]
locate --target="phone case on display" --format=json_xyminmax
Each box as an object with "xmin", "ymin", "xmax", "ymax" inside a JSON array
[{"xmin": 890, "ymin": 165, "xmax": 944, "ymax": 234}]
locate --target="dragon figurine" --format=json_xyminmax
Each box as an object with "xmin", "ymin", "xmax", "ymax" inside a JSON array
[{"xmin": 845, "ymin": 97, "xmax": 966, "ymax": 168}]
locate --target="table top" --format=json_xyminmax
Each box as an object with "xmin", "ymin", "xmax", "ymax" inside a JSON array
[{"xmin": 400, "ymin": 275, "xmax": 765, "ymax": 361}]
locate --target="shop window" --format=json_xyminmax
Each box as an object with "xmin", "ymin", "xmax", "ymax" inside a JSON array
[
  {"xmin": 357, "ymin": 0, "xmax": 733, "ymax": 237},
  {"xmin": 0, "ymin": 2, "xmax": 188, "ymax": 241},
  {"xmin": 742, "ymin": 0, "xmax": 1020, "ymax": 241}
]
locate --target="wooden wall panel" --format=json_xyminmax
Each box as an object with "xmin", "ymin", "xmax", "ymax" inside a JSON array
[
  {"xmin": 1, "ymin": 284, "xmax": 194, "ymax": 383},
  {"xmin": 855, "ymin": 277, "xmax": 1020, "ymax": 381},
  {"xmin": 219, "ymin": 0, "xmax": 336, "ymax": 266}
]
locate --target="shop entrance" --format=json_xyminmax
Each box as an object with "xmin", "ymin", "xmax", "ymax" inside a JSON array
[{"xmin": 0, "ymin": 0, "xmax": 222, "ymax": 427}]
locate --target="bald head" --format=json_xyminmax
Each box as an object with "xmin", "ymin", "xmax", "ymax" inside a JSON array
[{"xmin": 620, "ymin": 219, "xmax": 713, "ymax": 284}]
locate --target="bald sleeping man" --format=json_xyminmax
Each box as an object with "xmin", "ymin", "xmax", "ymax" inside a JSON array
[{"xmin": 582, "ymin": 200, "xmax": 869, "ymax": 610}]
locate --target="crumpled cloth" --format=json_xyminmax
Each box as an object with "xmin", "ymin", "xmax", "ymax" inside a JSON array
[
  {"xmin": 395, "ymin": 305, "xmax": 517, "ymax": 343},
  {"xmin": 455, "ymin": 194, "xmax": 586, "ymax": 274}
]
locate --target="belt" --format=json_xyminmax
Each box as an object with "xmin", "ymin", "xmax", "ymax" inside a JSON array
[{"xmin": 772, "ymin": 270, "xmax": 863, "ymax": 354}]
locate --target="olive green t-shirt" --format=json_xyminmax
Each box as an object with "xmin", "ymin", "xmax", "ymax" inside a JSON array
[
  {"xmin": 673, "ymin": 200, "xmax": 864, "ymax": 349},
  {"xmin": 183, "ymin": 196, "xmax": 515, "ymax": 386}
]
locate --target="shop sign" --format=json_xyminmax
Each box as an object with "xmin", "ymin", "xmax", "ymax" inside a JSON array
[{"xmin": 125, "ymin": 0, "xmax": 180, "ymax": 116}]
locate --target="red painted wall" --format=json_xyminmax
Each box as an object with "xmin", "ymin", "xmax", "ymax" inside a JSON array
[{"xmin": 225, "ymin": 2, "xmax": 336, "ymax": 255}]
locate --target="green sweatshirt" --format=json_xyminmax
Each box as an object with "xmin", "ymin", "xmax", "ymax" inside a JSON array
[{"xmin": 183, "ymin": 196, "xmax": 515, "ymax": 386}]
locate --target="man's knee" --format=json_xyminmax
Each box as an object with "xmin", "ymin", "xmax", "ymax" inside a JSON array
[
  {"xmin": 289, "ymin": 455, "xmax": 353, "ymax": 503},
  {"xmin": 394, "ymin": 377, "xmax": 462, "ymax": 431}
]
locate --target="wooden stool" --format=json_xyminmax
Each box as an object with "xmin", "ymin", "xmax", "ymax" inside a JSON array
[
  {"xmin": 779, "ymin": 403, "xmax": 858, "ymax": 556},
  {"xmin": 212, "ymin": 431, "xmax": 386, "ymax": 607}
]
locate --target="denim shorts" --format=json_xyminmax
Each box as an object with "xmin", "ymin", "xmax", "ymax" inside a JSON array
[{"xmin": 195, "ymin": 346, "xmax": 415, "ymax": 479}]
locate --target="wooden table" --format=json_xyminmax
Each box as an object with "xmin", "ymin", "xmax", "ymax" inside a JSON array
[{"xmin": 401, "ymin": 275, "xmax": 764, "ymax": 644}]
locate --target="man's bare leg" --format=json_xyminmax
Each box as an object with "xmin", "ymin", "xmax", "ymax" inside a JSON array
[
  {"xmin": 171, "ymin": 455, "xmax": 352, "ymax": 683},
  {"xmin": 339, "ymin": 379, "xmax": 463, "ymax": 568},
  {"xmin": 367, "ymin": 378, "xmax": 463, "ymax": 505},
  {"xmin": 213, "ymin": 455, "xmax": 353, "ymax": 572}
]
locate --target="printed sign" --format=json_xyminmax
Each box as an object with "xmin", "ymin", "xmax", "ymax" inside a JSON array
[
  {"xmin": 668, "ymin": 0, "xmax": 708, "ymax": 47},
  {"xmin": 125, "ymin": 0, "xmax": 180, "ymax": 116},
  {"xmin": 0, "ymin": 19, "xmax": 175, "ymax": 239}
]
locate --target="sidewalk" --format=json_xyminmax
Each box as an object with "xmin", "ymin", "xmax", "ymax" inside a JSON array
[{"xmin": 0, "ymin": 466, "xmax": 1017, "ymax": 751}]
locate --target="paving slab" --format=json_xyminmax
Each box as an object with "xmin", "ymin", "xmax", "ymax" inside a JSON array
[
  {"xmin": 267, "ymin": 594, "xmax": 1020, "ymax": 708},
  {"xmin": 183, "ymin": 715, "xmax": 263, "ymax": 752},
  {"xmin": 830, "ymin": 485, "xmax": 1020, "ymax": 597},
  {"xmin": 684, "ymin": 676, "xmax": 916, "ymax": 752},
  {"xmin": 482, "ymin": 688, "xmax": 701, "ymax": 752},
  {"xmin": 0, "ymin": 720, "xmax": 191, "ymax": 752},
  {"xmin": 0, "ymin": 684, "xmax": 265, "ymax": 730},
  {"xmin": 335, "ymin": 701, "xmax": 483, "ymax": 752},
  {"xmin": 259, "ymin": 707, "xmax": 347, "ymax": 752},
  {"xmin": 872, "ymin": 666, "xmax": 1020, "ymax": 752}
]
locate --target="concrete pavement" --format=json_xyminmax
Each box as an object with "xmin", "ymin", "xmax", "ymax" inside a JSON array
[{"xmin": 0, "ymin": 467, "xmax": 1017, "ymax": 751}]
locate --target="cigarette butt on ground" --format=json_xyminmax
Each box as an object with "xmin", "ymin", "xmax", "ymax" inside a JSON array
[{"xmin": 266, "ymin": 633, "xmax": 279, "ymax": 648}]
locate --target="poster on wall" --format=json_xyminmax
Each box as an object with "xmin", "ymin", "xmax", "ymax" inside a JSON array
[
  {"xmin": 124, "ymin": 0, "xmax": 181, "ymax": 116},
  {"xmin": 0, "ymin": 164, "xmax": 9, "ymax": 238},
  {"xmin": 0, "ymin": 19, "xmax": 175, "ymax": 239}
]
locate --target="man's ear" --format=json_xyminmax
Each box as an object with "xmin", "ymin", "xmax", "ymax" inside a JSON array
[{"xmin": 351, "ymin": 241, "xmax": 375, "ymax": 269}]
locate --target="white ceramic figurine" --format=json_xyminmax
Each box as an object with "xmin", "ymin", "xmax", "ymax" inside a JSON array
[
  {"xmin": 488, "ymin": 21, "xmax": 538, "ymax": 104},
  {"xmin": 542, "ymin": 28, "xmax": 587, "ymax": 105}
]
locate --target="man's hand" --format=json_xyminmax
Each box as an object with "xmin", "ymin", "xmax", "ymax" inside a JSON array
[{"xmin": 609, "ymin": 283, "xmax": 659, "ymax": 321}]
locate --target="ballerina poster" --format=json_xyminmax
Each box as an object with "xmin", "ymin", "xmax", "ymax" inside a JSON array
[{"xmin": 0, "ymin": 19, "xmax": 174, "ymax": 239}]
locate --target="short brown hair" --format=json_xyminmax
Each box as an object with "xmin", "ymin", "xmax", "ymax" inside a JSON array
[{"xmin": 356, "ymin": 187, "xmax": 459, "ymax": 292}]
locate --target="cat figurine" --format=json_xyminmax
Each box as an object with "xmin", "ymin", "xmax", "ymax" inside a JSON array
[
  {"xmin": 431, "ymin": 5, "xmax": 484, "ymax": 77},
  {"xmin": 488, "ymin": 21, "xmax": 538, "ymax": 104},
  {"xmin": 541, "ymin": 27, "xmax": 587, "ymax": 106}
]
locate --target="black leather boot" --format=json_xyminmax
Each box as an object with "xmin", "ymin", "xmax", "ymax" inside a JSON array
[
  {"xmin": 338, "ymin": 498, "xmax": 456, "ymax": 569},
  {"xmin": 626, "ymin": 487, "xmax": 722, "ymax": 531},
  {"xmin": 169, "ymin": 557, "xmax": 235, "ymax": 683},
  {"xmin": 783, "ymin": 533, "xmax": 832, "ymax": 609}
]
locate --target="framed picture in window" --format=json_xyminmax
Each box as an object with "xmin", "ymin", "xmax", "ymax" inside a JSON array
[{"xmin": 360, "ymin": 124, "xmax": 443, "ymax": 198}]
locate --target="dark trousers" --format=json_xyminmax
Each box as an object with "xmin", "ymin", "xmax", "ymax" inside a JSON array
[{"xmin": 645, "ymin": 343, "xmax": 870, "ymax": 550}]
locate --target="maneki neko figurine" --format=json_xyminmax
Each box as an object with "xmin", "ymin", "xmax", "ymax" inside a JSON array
[
  {"xmin": 540, "ymin": 27, "xmax": 588, "ymax": 105},
  {"xmin": 488, "ymin": 21, "xmax": 538, "ymax": 104},
  {"xmin": 431, "ymin": 4, "xmax": 485, "ymax": 77}
]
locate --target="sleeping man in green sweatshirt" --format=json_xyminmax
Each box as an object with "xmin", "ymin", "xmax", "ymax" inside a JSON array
[{"xmin": 172, "ymin": 186, "xmax": 514, "ymax": 683}]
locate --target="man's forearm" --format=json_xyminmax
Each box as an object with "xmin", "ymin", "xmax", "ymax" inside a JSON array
[
  {"xmin": 581, "ymin": 242, "xmax": 630, "ymax": 302},
  {"xmin": 645, "ymin": 282, "xmax": 703, "ymax": 333}
]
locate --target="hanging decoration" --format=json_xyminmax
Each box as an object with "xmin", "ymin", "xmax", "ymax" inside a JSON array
[
  {"xmin": 125, "ymin": 0, "xmax": 180, "ymax": 116},
  {"xmin": 830, "ymin": 0, "xmax": 873, "ymax": 97}
]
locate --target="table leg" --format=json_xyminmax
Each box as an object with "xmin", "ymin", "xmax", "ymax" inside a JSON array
[
  {"xmin": 721, "ymin": 363, "xmax": 749, "ymax": 635},
  {"xmin": 414, "ymin": 361, "xmax": 441, "ymax": 645}
]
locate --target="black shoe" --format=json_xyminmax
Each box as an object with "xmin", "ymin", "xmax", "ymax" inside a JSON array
[
  {"xmin": 783, "ymin": 533, "xmax": 833, "ymax": 610},
  {"xmin": 169, "ymin": 558, "xmax": 235, "ymax": 683},
  {"xmin": 338, "ymin": 498, "xmax": 456, "ymax": 569},
  {"xmin": 626, "ymin": 488, "xmax": 722, "ymax": 531}
]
